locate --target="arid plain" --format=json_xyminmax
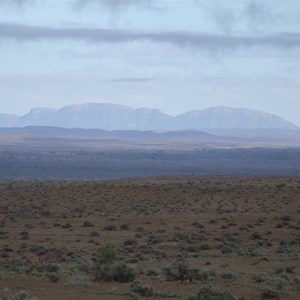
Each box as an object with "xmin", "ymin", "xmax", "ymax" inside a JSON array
[{"xmin": 0, "ymin": 176, "xmax": 299, "ymax": 299}]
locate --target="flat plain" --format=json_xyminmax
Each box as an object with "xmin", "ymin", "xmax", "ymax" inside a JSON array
[{"xmin": 0, "ymin": 176, "xmax": 299, "ymax": 299}]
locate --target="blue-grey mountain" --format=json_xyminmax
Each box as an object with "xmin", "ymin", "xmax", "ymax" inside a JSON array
[{"xmin": 1, "ymin": 103, "xmax": 298, "ymax": 130}]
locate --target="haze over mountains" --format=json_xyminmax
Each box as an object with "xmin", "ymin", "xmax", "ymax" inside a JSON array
[
  {"xmin": 1, "ymin": 104, "xmax": 300, "ymax": 179},
  {"xmin": 0, "ymin": 103, "xmax": 297, "ymax": 131}
]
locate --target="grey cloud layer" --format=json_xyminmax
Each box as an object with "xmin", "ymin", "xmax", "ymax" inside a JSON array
[
  {"xmin": 0, "ymin": 0, "xmax": 287, "ymax": 32},
  {"xmin": 1, "ymin": 0, "xmax": 156, "ymax": 10},
  {"xmin": 0, "ymin": 0, "xmax": 36, "ymax": 6},
  {"xmin": 1, "ymin": 23, "xmax": 300, "ymax": 51},
  {"xmin": 72, "ymin": 0, "xmax": 155, "ymax": 11},
  {"xmin": 200, "ymin": 0, "xmax": 278, "ymax": 32},
  {"xmin": 107, "ymin": 77, "xmax": 155, "ymax": 83}
]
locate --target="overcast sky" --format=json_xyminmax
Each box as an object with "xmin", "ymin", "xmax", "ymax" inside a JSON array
[{"xmin": 1, "ymin": 0, "xmax": 300, "ymax": 125}]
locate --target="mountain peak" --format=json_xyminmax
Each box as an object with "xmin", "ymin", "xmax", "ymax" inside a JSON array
[{"xmin": 178, "ymin": 106, "xmax": 298, "ymax": 130}]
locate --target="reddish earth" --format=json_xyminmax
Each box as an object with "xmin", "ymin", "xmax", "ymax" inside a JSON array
[{"xmin": 0, "ymin": 176, "xmax": 299, "ymax": 299}]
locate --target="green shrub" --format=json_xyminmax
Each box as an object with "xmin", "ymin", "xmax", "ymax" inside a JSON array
[
  {"xmin": 146, "ymin": 269, "xmax": 159, "ymax": 276},
  {"xmin": 120, "ymin": 223, "xmax": 130, "ymax": 230},
  {"xmin": 252, "ymin": 272, "xmax": 268, "ymax": 283},
  {"xmin": 261, "ymin": 286, "xmax": 280, "ymax": 299},
  {"xmin": 192, "ymin": 222, "xmax": 205, "ymax": 229},
  {"xmin": 172, "ymin": 232, "xmax": 188, "ymax": 241},
  {"xmin": 19, "ymin": 231, "xmax": 29, "ymax": 240},
  {"xmin": 94, "ymin": 244, "xmax": 117, "ymax": 281},
  {"xmin": 93, "ymin": 244, "xmax": 136, "ymax": 282},
  {"xmin": 94, "ymin": 264, "xmax": 111, "ymax": 281},
  {"xmin": 239, "ymin": 225, "xmax": 249, "ymax": 232},
  {"xmin": 89, "ymin": 231, "xmax": 99, "ymax": 237},
  {"xmin": 163, "ymin": 259, "xmax": 215, "ymax": 283},
  {"xmin": 15, "ymin": 291, "xmax": 28, "ymax": 300},
  {"xmin": 280, "ymin": 215, "xmax": 293, "ymax": 222},
  {"xmin": 260, "ymin": 274, "xmax": 290, "ymax": 299},
  {"xmin": 46, "ymin": 262, "xmax": 61, "ymax": 273},
  {"xmin": 220, "ymin": 272, "xmax": 236, "ymax": 280},
  {"xmin": 199, "ymin": 243, "xmax": 212, "ymax": 250},
  {"xmin": 94, "ymin": 263, "xmax": 136, "ymax": 282},
  {"xmin": 123, "ymin": 238, "xmax": 138, "ymax": 246},
  {"xmin": 103, "ymin": 224, "xmax": 116, "ymax": 231},
  {"xmin": 3, "ymin": 290, "xmax": 29, "ymax": 300},
  {"xmin": 189, "ymin": 286, "xmax": 236, "ymax": 300},
  {"xmin": 131, "ymin": 281, "xmax": 154, "ymax": 297},
  {"xmin": 113, "ymin": 264, "xmax": 137, "ymax": 283},
  {"xmin": 251, "ymin": 232, "xmax": 261, "ymax": 240},
  {"xmin": 293, "ymin": 276, "xmax": 300, "ymax": 286},
  {"xmin": 163, "ymin": 259, "xmax": 190, "ymax": 281},
  {"xmin": 83, "ymin": 221, "xmax": 94, "ymax": 227},
  {"xmin": 47, "ymin": 271, "xmax": 61, "ymax": 282},
  {"xmin": 275, "ymin": 266, "xmax": 295, "ymax": 274},
  {"xmin": 95, "ymin": 244, "xmax": 116, "ymax": 266}
]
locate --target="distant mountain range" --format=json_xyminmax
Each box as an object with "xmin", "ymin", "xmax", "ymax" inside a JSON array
[{"xmin": 0, "ymin": 103, "xmax": 298, "ymax": 130}]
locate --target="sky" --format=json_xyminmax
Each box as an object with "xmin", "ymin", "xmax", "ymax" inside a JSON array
[{"xmin": 0, "ymin": 0, "xmax": 300, "ymax": 125}]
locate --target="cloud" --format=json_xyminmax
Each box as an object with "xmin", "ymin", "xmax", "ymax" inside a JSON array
[
  {"xmin": 198, "ymin": 0, "xmax": 282, "ymax": 33},
  {"xmin": 1, "ymin": 0, "xmax": 25, "ymax": 5},
  {"xmin": 245, "ymin": 1, "xmax": 267, "ymax": 20},
  {"xmin": 200, "ymin": 1, "xmax": 236, "ymax": 33},
  {"xmin": 0, "ymin": 0, "xmax": 162, "ymax": 13},
  {"xmin": 0, "ymin": 0, "xmax": 38, "ymax": 7},
  {"xmin": 243, "ymin": 1, "xmax": 279, "ymax": 27},
  {"xmin": 107, "ymin": 77, "xmax": 155, "ymax": 83},
  {"xmin": 72, "ymin": 0, "xmax": 157, "ymax": 12},
  {"xmin": 1, "ymin": 22, "xmax": 300, "ymax": 52}
]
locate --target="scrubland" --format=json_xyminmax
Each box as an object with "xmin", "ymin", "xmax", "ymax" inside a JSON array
[{"xmin": 0, "ymin": 176, "xmax": 299, "ymax": 299}]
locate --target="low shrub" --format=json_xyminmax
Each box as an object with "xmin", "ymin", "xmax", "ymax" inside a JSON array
[
  {"xmin": 260, "ymin": 274, "xmax": 290, "ymax": 299},
  {"xmin": 47, "ymin": 271, "xmax": 61, "ymax": 282},
  {"xmin": 220, "ymin": 272, "xmax": 236, "ymax": 280},
  {"xmin": 131, "ymin": 281, "xmax": 154, "ymax": 297},
  {"xmin": 83, "ymin": 221, "xmax": 94, "ymax": 227},
  {"xmin": 93, "ymin": 244, "xmax": 136, "ymax": 283},
  {"xmin": 113, "ymin": 264, "xmax": 137, "ymax": 283},
  {"xmin": 261, "ymin": 286, "xmax": 280, "ymax": 299},
  {"xmin": 120, "ymin": 223, "xmax": 130, "ymax": 230},
  {"xmin": 163, "ymin": 259, "xmax": 215, "ymax": 283},
  {"xmin": 3, "ymin": 290, "xmax": 29, "ymax": 300},
  {"xmin": 252, "ymin": 272, "xmax": 268, "ymax": 283},
  {"xmin": 189, "ymin": 286, "xmax": 236, "ymax": 300},
  {"xmin": 103, "ymin": 224, "xmax": 116, "ymax": 231}
]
